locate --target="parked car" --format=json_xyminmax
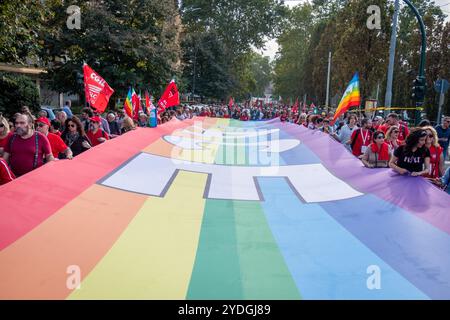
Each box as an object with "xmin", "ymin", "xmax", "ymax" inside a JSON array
[{"xmin": 40, "ymin": 106, "xmax": 57, "ymax": 120}]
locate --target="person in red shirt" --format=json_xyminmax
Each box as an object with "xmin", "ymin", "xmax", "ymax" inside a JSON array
[
  {"xmin": 35, "ymin": 117, "xmax": 73, "ymax": 159},
  {"xmin": 3, "ymin": 114, "xmax": 54, "ymax": 177},
  {"xmin": 240, "ymin": 110, "xmax": 249, "ymax": 121},
  {"xmin": 423, "ymin": 126, "xmax": 444, "ymax": 179},
  {"xmin": 0, "ymin": 157, "xmax": 15, "ymax": 185},
  {"xmin": 350, "ymin": 118, "xmax": 373, "ymax": 157},
  {"xmin": 379, "ymin": 113, "xmax": 409, "ymax": 142},
  {"xmin": 385, "ymin": 125, "xmax": 404, "ymax": 154},
  {"xmin": 0, "ymin": 115, "xmax": 13, "ymax": 157},
  {"xmin": 87, "ymin": 116, "xmax": 109, "ymax": 147}
]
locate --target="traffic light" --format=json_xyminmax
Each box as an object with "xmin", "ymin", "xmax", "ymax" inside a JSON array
[{"xmin": 412, "ymin": 76, "xmax": 427, "ymax": 102}]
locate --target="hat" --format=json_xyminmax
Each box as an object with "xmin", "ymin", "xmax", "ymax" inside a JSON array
[
  {"xmin": 89, "ymin": 116, "xmax": 102, "ymax": 123},
  {"xmin": 36, "ymin": 117, "xmax": 50, "ymax": 126}
]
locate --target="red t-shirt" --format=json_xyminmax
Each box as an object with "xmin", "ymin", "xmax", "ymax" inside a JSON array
[
  {"xmin": 425, "ymin": 145, "xmax": 443, "ymax": 179},
  {"xmin": 87, "ymin": 129, "xmax": 109, "ymax": 147},
  {"xmin": 0, "ymin": 157, "xmax": 15, "ymax": 185},
  {"xmin": 4, "ymin": 132, "xmax": 52, "ymax": 177},
  {"xmin": 47, "ymin": 132, "xmax": 68, "ymax": 158},
  {"xmin": 0, "ymin": 132, "xmax": 13, "ymax": 151},
  {"xmin": 240, "ymin": 114, "xmax": 249, "ymax": 121},
  {"xmin": 351, "ymin": 129, "xmax": 372, "ymax": 157},
  {"xmin": 380, "ymin": 124, "xmax": 409, "ymax": 141}
]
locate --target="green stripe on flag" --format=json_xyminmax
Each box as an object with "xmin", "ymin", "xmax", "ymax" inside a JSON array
[
  {"xmin": 187, "ymin": 199, "xmax": 301, "ymax": 300},
  {"xmin": 187, "ymin": 200, "xmax": 243, "ymax": 299},
  {"xmin": 233, "ymin": 200, "xmax": 301, "ymax": 300}
]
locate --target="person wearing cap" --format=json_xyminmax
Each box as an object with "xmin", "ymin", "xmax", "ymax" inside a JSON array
[
  {"xmin": 35, "ymin": 117, "xmax": 73, "ymax": 160},
  {"xmin": 93, "ymin": 111, "xmax": 111, "ymax": 135},
  {"xmin": 87, "ymin": 116, "xmax": 109, "ymax": 147},
  {"xmin": 2, "ymin": 114, "xmax": 54, "ymax": 177}
]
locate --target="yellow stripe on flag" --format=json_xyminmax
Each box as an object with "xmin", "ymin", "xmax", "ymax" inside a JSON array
[{"xmin": 68, "ymin": 171, "xmax": 208, "ymax": 300}]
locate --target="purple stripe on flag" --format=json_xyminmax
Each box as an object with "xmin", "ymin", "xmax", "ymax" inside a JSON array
[{"xmin": 274, "ymin": 122, "xmax": 450, "ymax": 235}]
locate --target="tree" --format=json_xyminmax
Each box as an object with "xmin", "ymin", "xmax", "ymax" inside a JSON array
[
  {"xmin": 0, "ymin": 73, "xmax": 40, "ymax": 117},
  {"xmin": 41, "ymin": 0, "xmax": 182, "ymax": 108},
  {"xmin": 0, "ymin": 0, "xmax": 49, "ymax": 64},
  {"xmin": 181, "ymin": 0, "xmax": 286, "ymax": 100},
  {"xmin": 273, "ymin": 0, "xmax": 448, "ymax": 120},
  {"xmin": 182, "ymin": 32, "xmax": 235, "ymax": 100},
  {"xmin": 182, "ymin": 0, "xmax": 286, "ymax": 54}
]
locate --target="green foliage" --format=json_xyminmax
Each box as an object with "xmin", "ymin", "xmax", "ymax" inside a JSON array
[
  {"xmin": 40, "ymin": 0, "xmax": 181, "ymax": 108},
  {"xmin": 0, "ymin": 0, "xmax": 49, "ymax": 64},
  {"xmin": 0, "ymin": 72, "xmax": 40, "ymax": 117},
  {"xmin": 182, "ymin": 0, "xmax": 287, "ymax": 53},
  {"xmin": 181, "ymin": 0, "xmax": 285, "ymax": 100},
  {"xmin": 273, "ymin": 0, "xmax": 449, "ymax": 118}
]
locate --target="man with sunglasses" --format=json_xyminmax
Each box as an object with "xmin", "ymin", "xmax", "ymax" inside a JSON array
[
  {"xmin": 435, "ymin": 116, "xmax": 450, "ymax": 161},
  {"xmin": 87, "ymin": 116, "xmax": 109, "ymax": 147},
  {"xmin": 35, "ymin": 117, "xmax": 73, "ymax": 160},
  {"xmin": 2, "ymin": 114, "xmax": 54, "ymax": 177},
  {"xmin": 379, "ymin": 113, "xmax": 409, "ymax": 142}
]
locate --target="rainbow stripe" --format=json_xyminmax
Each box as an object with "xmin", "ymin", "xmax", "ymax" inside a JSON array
[
  {"xmin": 333, "ymin": 73, "xmax": 361, "ymax": 122},
  {"xmin": 123, "ymin": 88, "xmax": 133, "ymax": 117},
  {"xmin": 0, "ymin": 118, "xmax": 449, "ymax": 300}
]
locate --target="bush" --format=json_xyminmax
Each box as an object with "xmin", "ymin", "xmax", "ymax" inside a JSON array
[{"xmin": 0, "ymin": 72, "xmax": 40, "ymax": 117}]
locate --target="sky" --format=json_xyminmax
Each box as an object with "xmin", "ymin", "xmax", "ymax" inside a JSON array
[{"xmin": 261, "ymin": 0, "xmax": 450, "ymax": 60}]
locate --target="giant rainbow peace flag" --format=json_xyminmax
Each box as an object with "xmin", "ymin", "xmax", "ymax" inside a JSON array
[{"xmin": 0, "ymin": 118, "xmax": 449, "ymax": 299}]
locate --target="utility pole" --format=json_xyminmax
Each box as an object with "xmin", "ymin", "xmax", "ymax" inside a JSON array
[{"xmin": 385, "ymin": 0, "xmax": 400, "ymax": 115}]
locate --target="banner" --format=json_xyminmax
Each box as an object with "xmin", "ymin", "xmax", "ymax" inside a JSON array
[
  {"xmin": 0, "ymin": 118, "xmax": 448, "ymax": 300},
  {"xmin": 83, "ymin": 64, "xmax": 114, "ymax": 112},
  {"xmin": 123, "ymin": 88, "xmax": 133, "ymax": 118},
  {"xmin": 332, "ymin": 73, "xmax": 361, "ymax": 123},
  {"xmin": 158, "ymin": 80, "xmax": 179, "ymax": 113}
]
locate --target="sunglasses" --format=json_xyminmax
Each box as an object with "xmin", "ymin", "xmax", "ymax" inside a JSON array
[
  {"xmin": 68, "ymin": 124, "xmax": 76, "ymax": 128},
  {"xmin": 37, "ymin": 123, "xmax": 46, "ymax": 127},
  {"xmin": 375, "ymin": 136, "xmax": 385, "ymax": 139},
  {"xmin": 428, "ymin": 134, "xmax": 434, "ymax": 138},
  {"xmin": 393, "ymin": 130, "xmax": 399, "ymax": 133}
]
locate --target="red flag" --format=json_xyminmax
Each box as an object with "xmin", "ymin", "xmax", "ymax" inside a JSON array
[
  {"xmin": 293, "ymin": 98, "xmax": 299, "ymax": 113},
  {"xmin": 83, "ymin": 64, "xmax": 114, "ymax": 113},
  {"xmin": 158, "ymin": 80, "xmax": 179, "ymax": 114},
  {"xmin": 229, "ymin": 97, "xmax": 234, "ymax": 108},
  {"xmin": 132, "ymin": 89, "xmax": 141, "ymax": 120},
  {"xmin": 145, "ymin": 90, "xmax": 151, "ymax": 114}
]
